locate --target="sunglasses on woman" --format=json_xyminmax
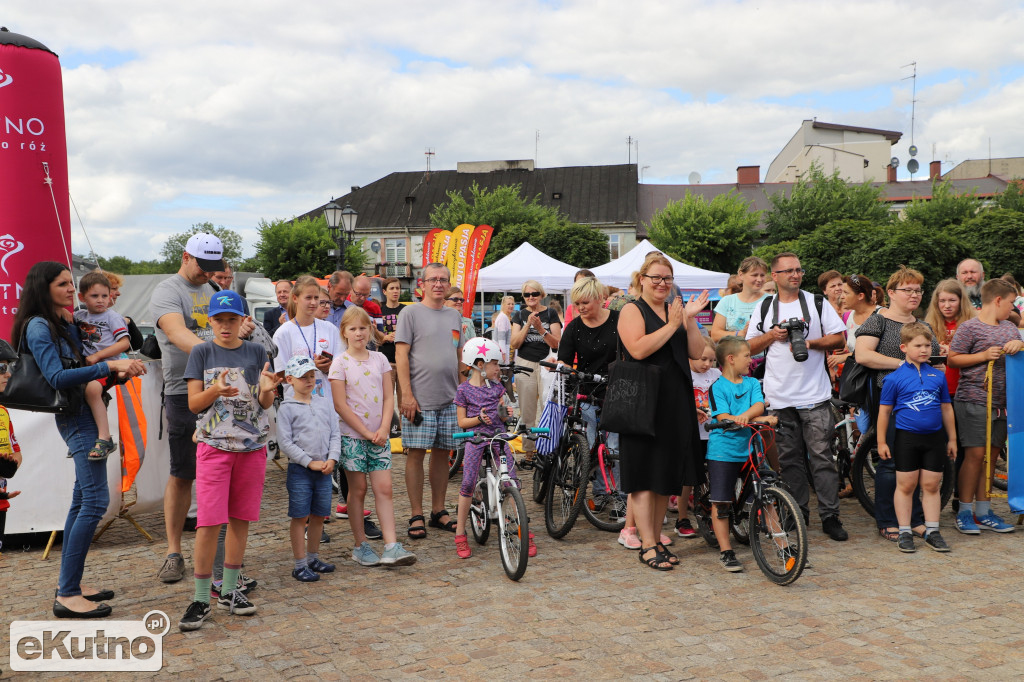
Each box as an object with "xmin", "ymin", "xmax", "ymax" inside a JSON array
[
  {"xmin": 522, "ymin": 292, "xmax": 541, "ymax": 298},
  {"xmin": 447, "ymin": 297, "xmax": 465, "ymax": 304}
]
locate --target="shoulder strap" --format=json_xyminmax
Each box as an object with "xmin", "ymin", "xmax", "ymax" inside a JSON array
[
  {"xmin": 756, "ymin": 296, "xmax": 774, "ymax": 332},
  {"xmin": 707, "ymin": 377, "xmax": 720, "ymax": 413}
]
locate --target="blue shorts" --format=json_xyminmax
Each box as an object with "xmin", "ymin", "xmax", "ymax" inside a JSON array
[
  {"xmin": 286, "ymin": 463, "xmax": 333, "ymax": 519},
  {"xmin": 400, "ymin": 403, "xmax": 457, "ymax": 451}
]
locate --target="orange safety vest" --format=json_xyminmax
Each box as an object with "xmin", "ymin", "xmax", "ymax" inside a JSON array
[{"xmin": 116, "ymin": 377, "xmax": 148, "ymax": 492}]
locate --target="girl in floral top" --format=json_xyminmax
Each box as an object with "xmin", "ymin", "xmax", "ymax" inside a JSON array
[{"xmin": 329, "ymin": 306, "xmax": 416, "ymax": 568}]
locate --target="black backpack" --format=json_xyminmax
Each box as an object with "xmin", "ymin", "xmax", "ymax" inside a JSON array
[{"xmin": 752, "ymin": 292, "xmax": 827, "ymax": 379}]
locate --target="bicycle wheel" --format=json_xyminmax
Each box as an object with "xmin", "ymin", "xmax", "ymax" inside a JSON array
[
  {"xmin": 582, "ymin": 475, "xmax": 627, "ymax": 532},
  {"xmin": 544, "ymin": 432, "xmax": 589, "ymax": 539},
  {"xmin": 448, "ymin": 443, "xmax": 465, "ymax": 480},
  {"xmin": 853, "ymin": 430, "xmax": 955, "ymax": 519},
  {"xmin": 498, "ymin": 484, "xmax": 529, "ymax": 581},
  {"xmin": 532, "ymin": 454, "xmax": 549, "ymax": 504},
  {"xmin": 851, "ymin": 427, "xmax": 879, "ymax": 517},
  {"xmin": 749, "ymin": 485, "xmax": 807, "ymax": 586},
  {"xmin": 692, "ymin": 478, "xmax": 718, "ymax": 549},
  {"xmin": 469, "ymin": 479, "xmax": 490, "ymax": 545}
]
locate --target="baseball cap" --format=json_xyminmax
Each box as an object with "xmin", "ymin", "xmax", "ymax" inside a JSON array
[
  {"xmin": 208, "ymin": 290, "xmax": 246, "ymax": 317},
  {"xmin": 185, "ymin": 233, "xmax": 225, "ymax": 272},
  {"xmin": 285, "ymin": 355, "xmax": 316, "ymax": 379}
]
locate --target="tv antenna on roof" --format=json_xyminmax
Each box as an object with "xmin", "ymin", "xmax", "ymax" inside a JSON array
[{"xmin": 425, "ymin": 147, "xmax": 435, "ymax": 173}]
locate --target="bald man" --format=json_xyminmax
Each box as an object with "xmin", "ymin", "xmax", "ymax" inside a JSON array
[{"xmin": 958, "ymin": 258, "xmax": 1020, "ymax": 325}]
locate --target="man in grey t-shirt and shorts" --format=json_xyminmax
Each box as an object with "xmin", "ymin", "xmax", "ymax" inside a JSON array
[
  {"xmin": 396, "ymin": 263, "xmax": 464, "ymax": 538},
  {"xmin": 150, "ymin": 234, "xmax": 257, "ymax": 583}
]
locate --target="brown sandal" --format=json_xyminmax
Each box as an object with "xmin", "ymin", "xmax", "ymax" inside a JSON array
[{"xmin": 878, "ymin": 528, "xmax": 900, "ymax": 542}]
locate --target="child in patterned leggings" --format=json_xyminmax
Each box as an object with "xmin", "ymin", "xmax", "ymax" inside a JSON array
[{"xmin": 453, "ymin": 337, "xmax": 534, "ymax": 560}]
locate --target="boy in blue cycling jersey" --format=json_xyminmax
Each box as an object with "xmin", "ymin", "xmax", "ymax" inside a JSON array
[
  {"xmin": 707, "ymin": 336, "xmax": 776, "ymax": 573},
  {"xmin": 877, "ymin": 322, "xmax": 956, "ymax": 553}
]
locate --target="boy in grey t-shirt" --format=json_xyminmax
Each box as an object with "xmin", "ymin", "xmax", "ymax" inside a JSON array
[{"xmin": 75, "ymin": 271, "xmax": 131, "ymax": 461}]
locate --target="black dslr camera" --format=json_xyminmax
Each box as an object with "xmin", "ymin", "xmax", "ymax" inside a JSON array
[{"xmin": 775, "ymin": 318, "xmax": 810, "ymax": 362}]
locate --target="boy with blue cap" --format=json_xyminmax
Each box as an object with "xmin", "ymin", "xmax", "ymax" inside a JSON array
[{"xmin": 178, "ymin": 290, "xmax": 282, "ymax": 631}]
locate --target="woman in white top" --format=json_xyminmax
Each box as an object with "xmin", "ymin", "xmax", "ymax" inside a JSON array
[
  {"xmin": 710, "ymin": 256, "xmax": 768, "ymax": 342},
  {"xmin": 492, "ymin": 295, "xmax": 514, "ymax": 362}
]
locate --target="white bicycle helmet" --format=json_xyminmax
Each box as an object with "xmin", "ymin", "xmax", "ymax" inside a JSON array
[{"xmin": 461, "ymin": 337, "xmax": 502, "ymax": 367}]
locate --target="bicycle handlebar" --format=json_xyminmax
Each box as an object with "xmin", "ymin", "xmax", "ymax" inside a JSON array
[
  {"xmin": 707, "ymin": 419, "xmax": 791, "ymax": 432},
  {"xmin": 453, "ymin": 427, "xmax": 550, "ymax": 441},
  {"xmin": 537, "ymin": 360, "xmax": 604, "ymax": 383}
]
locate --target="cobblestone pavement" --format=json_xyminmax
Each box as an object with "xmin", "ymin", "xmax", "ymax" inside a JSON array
[{"xmin": 4, "ymin": 457, "xmax": 1024, "ymax": 680}]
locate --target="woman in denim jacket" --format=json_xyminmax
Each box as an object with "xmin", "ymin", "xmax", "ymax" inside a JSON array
[{"xmin": 11, "ymin": 261, "xmax": 146, "ymax": 619}]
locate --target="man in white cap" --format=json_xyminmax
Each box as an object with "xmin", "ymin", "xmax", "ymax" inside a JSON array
[{"xmin": 151, "ymin": 233, "xmax": 257, "ymax": 584}]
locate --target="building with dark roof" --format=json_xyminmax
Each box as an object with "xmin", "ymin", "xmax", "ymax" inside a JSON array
[{"xmin": 299, "ymin": 161, "xmax": 638, "ymax": 283}]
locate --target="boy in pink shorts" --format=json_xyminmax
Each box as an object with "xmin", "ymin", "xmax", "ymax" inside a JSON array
[{"xmin": 178, "ymin": 290, "xmax": 282, "ymax": 632}]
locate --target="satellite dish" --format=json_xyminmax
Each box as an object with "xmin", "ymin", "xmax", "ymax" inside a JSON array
[
  {"xmin": 907, "ymin": 159, "xmax": 920, "ymax": 174},
  {"xmin": 688, "ymin": 172, "xmax": 702, "ymax": 185},
  {"xmin": 890, "ymin": 157, "xmax": 900, "ymax": 169},
  {"xmin": 909, "ymin": 145, "xmax": 918, "ymax": 157}
]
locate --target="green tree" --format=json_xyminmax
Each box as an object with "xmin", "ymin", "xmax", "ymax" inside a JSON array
[
  {"xmin": 762, "ymin": 164, "xmax": 890, "ymax": 244},
  {"xmin": 253, "ymin": 216, "xmax": 365, "ymax": 281},
  {"xmin": 753, "ymin": 219, "xmax": 970, "ymax": 289},
  {"xmin": 947, "ymin": 208, "xmax": 1024, "ymax": 278},
  {"xmin": 902, "ymin": 179, "xmax": 981, "ymax": 230},
  {"xmin": 96, "ymin": 255, "xmax": 176, "ymax": 275},
  {"xmin": 428, "ymin": 182, "xmax": 609, "ymax": 267},
  {"xmin": 159, "ymin": 223, "xmax": 244, "ymax": 265},
  {"xmin": 647, "ymin": 190, "xmax": 759, "ymax": 272},
  {"xmin": 996, "ymin": 179, "xmax": 1024, "ymax": 212}
]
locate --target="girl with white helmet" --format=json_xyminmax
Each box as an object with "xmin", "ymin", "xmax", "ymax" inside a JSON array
[{"xmin": 452, "ymin": 337, "xmax": 536, "ymax": 559}]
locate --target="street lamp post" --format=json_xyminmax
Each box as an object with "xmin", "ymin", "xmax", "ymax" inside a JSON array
[{"xmin": 323, "ymin": 199, "xmax": 358, "ymax": 271}]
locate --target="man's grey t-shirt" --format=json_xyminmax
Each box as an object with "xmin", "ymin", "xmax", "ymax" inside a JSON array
[
  {"xmin": 150, "ymin": 274, "xmax": 215, "ymax": 395},
  {"xmin": 395, "ymin": 303, "xmax": 463, "ymax": 411}
]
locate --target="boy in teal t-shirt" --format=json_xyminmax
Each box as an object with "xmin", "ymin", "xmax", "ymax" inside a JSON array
[{"xmin": 707, "ymin": 336, "xmax": 776, "ymax": 572}]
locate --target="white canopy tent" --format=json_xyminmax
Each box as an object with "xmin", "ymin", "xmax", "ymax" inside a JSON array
[
  {"xmin": 590, "ymin": 239, "xmax": 730, "ymax": 291},
  {"xmin": 475, "ymin": 241, "xmax": 579, "ymax": 292}
]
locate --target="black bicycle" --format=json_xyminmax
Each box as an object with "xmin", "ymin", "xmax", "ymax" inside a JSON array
[{"xmin": 694, "ymin": 420, "xmax": 808, "ymax": 586}]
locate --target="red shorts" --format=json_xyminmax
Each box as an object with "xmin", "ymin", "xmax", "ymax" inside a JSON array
[{"xmin": 195, "ymin": 442, "xmax": 267, "ymax": 527}]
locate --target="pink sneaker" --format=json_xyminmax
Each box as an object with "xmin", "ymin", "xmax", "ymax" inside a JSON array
[
  {"xmin": 528, "ymin": 532, "xmax": 537, "ymax": 558},
  {"xmin": 455, "ymin": 534, "xmax": 472, "ymax": 559},
  {"xmin": 660, "ymin": 533, "xmax": 673, "ymax": 546},
  {"xmin": 618, "ymin": 526, "xmax": 641, "ymax": 550},
  {"xmin": 667, "ymin": 495, "xmax": 679, "ymax": 512}
]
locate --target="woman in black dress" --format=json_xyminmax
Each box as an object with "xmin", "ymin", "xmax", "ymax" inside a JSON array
[{"xmin": 618, "ymin": 254, "xmax": 709, "ymax": 570}]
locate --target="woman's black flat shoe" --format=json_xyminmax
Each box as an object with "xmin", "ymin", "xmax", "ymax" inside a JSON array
[
  {"xmin": 55, "ymin": 588, "xmax": 114, "ymax": 602},
  {"xmin": 53, "ymin": 600, "xmax": 112, "ymax": 619}
]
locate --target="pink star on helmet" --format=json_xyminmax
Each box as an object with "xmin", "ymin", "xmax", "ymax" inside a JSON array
[{"xmin": 475, "ymin": 343, "xmax": 489, "ymax": 355}]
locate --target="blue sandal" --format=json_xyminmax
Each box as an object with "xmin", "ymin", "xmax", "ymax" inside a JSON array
[{"xmin": 87, "ymin": 438, "xmax": 117, "ymax": 461}]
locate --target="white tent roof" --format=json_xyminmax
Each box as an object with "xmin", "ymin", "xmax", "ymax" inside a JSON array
[
  {"xmin": 475, "ymin": 242, "xmax": 579, "ymax": 292},
  {"xmin": 590, "ymin": 239, "xmax": 730, "ymax": 291}
]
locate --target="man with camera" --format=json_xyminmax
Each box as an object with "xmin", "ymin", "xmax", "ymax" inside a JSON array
[{"xmin": 746, "ymin": 252, "xmax": 849, "ymax": 541}]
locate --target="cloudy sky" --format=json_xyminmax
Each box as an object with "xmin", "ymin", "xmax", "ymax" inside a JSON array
[{"xmin": 7, "ymin": 1, "xmax": 1024, "ymax": 261}]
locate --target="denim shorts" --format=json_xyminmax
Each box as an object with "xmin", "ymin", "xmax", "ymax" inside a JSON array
[
  {"xmin": 286, "ymin": 463, "xmax": 333, "ymax": 518},
  {"xmin": 400, "ymin": 403, "xmax": 457, "ymax": 451}
]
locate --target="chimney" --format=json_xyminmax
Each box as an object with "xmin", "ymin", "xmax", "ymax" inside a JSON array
[
  {"xmin": 887, "ymin": 164, "xmax": 898, "ymax": 183},
  {"xmin": 929, "ymin": 160, "xmax": 941, "ymax": 180},
  {"xmin": 737, "ymin": 165, "xmax": 760, "ymax": 185}
]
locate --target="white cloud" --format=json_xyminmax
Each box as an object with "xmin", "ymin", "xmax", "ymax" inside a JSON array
[{"xmin": 3, "ymin": 0, "xmax": 1023, "ymax": 260}]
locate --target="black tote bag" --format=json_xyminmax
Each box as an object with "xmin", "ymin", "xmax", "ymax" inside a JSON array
[
  {"xmin": 600, "ymin": 358, "xmax": 661, "ymax": 437},
  {"xmin": 0, "ymin": 325, "xmax": 74, "ymax": 414}
]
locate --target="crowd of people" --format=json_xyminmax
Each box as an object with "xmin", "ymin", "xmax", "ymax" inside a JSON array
[{"xmin": 4, "ymin": 232, "xmax": 1024, "ymax": 630}]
